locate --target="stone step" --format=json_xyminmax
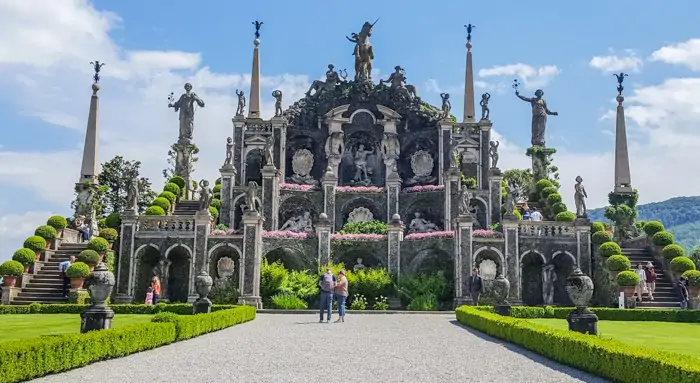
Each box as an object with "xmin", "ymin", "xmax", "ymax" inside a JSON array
[
  {"xmin": 16, "ymin": 290, "xmax": 65, "ymax": 298},
  {"xmin": 30, "ymin": 277, "xmax": 63, "ymax": 284},
  {"xmin": 24, "ymin": 282, "xmax": 63, "ymax": 289},
  {"xmin": 12, "ymin": 296, "xmax": 67, "ymax": 304},
  {"xmin": 635, "ymin": 301, "xmax": 681, "ymax": 309}
]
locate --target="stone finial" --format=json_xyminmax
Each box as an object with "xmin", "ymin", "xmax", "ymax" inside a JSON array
[{"xmin": 319, "ymin": 212, "xmax": 328, "ymax": 220}]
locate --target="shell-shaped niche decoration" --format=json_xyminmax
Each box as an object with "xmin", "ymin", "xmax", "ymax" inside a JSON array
[
  {"xmin": 478, "ymin": 259, "xmax": 498, "ymax": 281},
  {"xmin": 217, "ymin": 256, "xmax": 235, "ymax": 279},
  {"xmin": 292, "ymin": 149, "xmax": 314, "ymax": 177},
  {"xmin": 410, "ymin": 150, "xmax": 434, "ymax": 177},
  {"xmin": 347, "ymin": 207, "xmax": 374, "ymax": 223}
]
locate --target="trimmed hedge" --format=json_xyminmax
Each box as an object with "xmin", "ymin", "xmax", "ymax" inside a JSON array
[
  {"xmin": 642, "ymin": 220, "xmax": 665, "ymax": 236},
  {"xmin": 662, "ymin": 244, "xmax": 685, "ymax": 260},
  {"xmin": 605, "ymin": 254, "xmax": 631, "ymax": 272},
  {"xmin": 554, "ymin": 211, "xmax": 575, "ymax": 222},
  {"xmin": 46, "ymin": 216, "xmax": 67, "ymax": 230},
  {"xmin": 0, "ymin": 305, "xmax": 255, "ymax": 383},
  {"xmin": 456, "ymin": 306, "xmax": 700, "ymax": 383},
  {"xmin": 144, "ymin": 206, "xmax": 166, "ymax": 216},
  {"xmin": 599, "ymin": 241, "xmax": 621, "ymax": 257},
  {"xmin": 104, "ymin": 212, "xmax": 122, "ymax": 228},
  {"xmin": 23, "ymin": 236, "xmax": 46, "ymax": 252},
  {"xmin": 591, "ymin": 231, "xmax": 613, "ymax": 244},
  {"xmin": 652, "ymin": 230, "xmax": 675, "ymax": 246},
  {"xmin": 34, "ymin": 225, "xmax": 58, "ymax": 240},
  {"xmin": 152, "ymin": 197, "xmax": 172, "ymax": 212},
  {"xmin": 590, "ymin": 222, "xmax": 605, "ymax": 234},
  {"xmin": 473, "ymin": 305, "xmax": 700, "ymax": 322},
  {"xmin": 98, "ymin": 227, "xmax": 118, "ymax": 242},
  {"xmin": 617, "ymin": 270, "xmax": 640, "ymax": 286},
  {"xmin": 0, "ymin": 303, "xmax": 239, "ymax": 315},
  {"xmin": 86, "ymin": 237, "xmax": 110, "ymax": 253},
  {"xmin": 670, "ymin": 257, "xmax": 696, "ymax": 274},
  {"xmin": 12, "ymin": 248, "xmax": 36, "ymax": 266}
]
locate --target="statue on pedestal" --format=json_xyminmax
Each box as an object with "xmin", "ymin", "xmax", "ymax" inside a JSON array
[
  {"xmin": 346, "ymin": 19, "xmax": 379, "ymax": 81},
  {"xmin": 574, "ymin": 176, "xmax": 588, "ymax": 217},
  {"xmin": 306, "ymin": 64, "xmax": 346, "ymax": 98},
  {"xmin": 168, "ymin": 83, "xmax": 205, "ymax": 144},
  {"xmin": 380, "ymin": 66, "xmax": 417, "ymax": 99},
  {"xmin": 325, "ymin": 131, "xmax": 345, "ymax": 158},
  {"xmin": 272, "ymin": 90, "xmax": 283, "ymax": 117},
  {"xmin": 352, "ymin": 144, "xmax": 375, "ymax": 184},
  {"xmin": 458, "ymin": 188, "xmax": 472, "ymax": 216},
  {"xmin": 480, "ymin": 93, "xmax": 491, "ymax": 120},
  {"xmin": 263, "ymin": 135, "xmax": 275, "ymax": 167},
  {"xmin": 489, "ymin": 140, "xmax": 499, "ymax": 168},
  {"xmin": 243, "ymin": 181, "xmax": 259, "ymax": 212},
  {"xmin": 126, "ymin": 176, "xmax": 139, "ymax": 212},
  {"xmin": 408, "ymin": 212, "xmax": 440, "ymax": 234},
  {"xmin": 279, "ymin": 212, "xmax": 314, "ymax": 232},
  {"xmin": 381, "ymin": 132, "xmax": 400, "ymax": 171},
  {"xmin": 514, "ymin": 82, "xmax": 558, "ymax": 147},
  {"xmin": 504, "ymin": 184, "xmax": 516, "ymax": 215},
  {"xmin": 440, "ymin": 93, "xmax": 451, "ymax": 119},
  {"xmin": 235, "ymin": 90, "xmax": 246, "ymax": 116},
  {"xmin": 198, "ymin": 179, "xmax": 212, "ymax": 212},
  {"xmin": 353, "ymin": 257, "xmax": 366, "ymax": 271},
  {"xmin": 224, "ymin": 137, "xmax": 234, "ymax": 166},
  {"xmin": 449, "ymin": 137, "xmax": 460, "ymax": 169}
]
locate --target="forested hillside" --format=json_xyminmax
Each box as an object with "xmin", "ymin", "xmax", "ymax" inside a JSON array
[{"xmin": 588, "ymin": 196, "xmax": 700, "ymax": 251}]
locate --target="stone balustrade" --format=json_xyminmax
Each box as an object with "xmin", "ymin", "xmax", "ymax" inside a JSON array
[
  {"xmin": 137, "ymin": 216, "xmax": 196, "ymax": 232},
  {"xmin": 517, "ymin": 221, "xmax": 577, "ymax": 237}
]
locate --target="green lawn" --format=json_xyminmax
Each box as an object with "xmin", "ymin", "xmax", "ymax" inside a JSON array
[
  {"xmin": 0, "ymin": 314, "xmax": 154, "ymax": 342},
  {"xmin": 530, "ymin": 318, "xmax": 700, "ymax": 357}
]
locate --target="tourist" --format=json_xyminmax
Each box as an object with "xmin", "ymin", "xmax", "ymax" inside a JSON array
[
  {"xmin": 644, "ymin": 261, "xmax": 656, "ymax": 301},
  {"xmin": 468, "ymin": 268, "xmax": 483, "ymax": 305},
  {"xmin": 522, "ymin": 203, "xmax": 531, "ymax": 220},
  {"xmin": 318, "ymin": 268, "xmax": 336, "ymax": 323},
  {"xmin": 334, "ymin": 269, "xmax": 349, "ymax": 323},
  {"xmin": 530, "ymin": 208, "xmax": 543, "ymax": 235},
  {"xmin": 151, "ymin": 276, "xmax": 161, "ymax": 305},
  {"xmin": 58, "ymin": 255, "xmax": 75, "ymax": 298},
  {"xmin": 634, "ymin": 263, "xmax": 647, "ymax": 302},
  {"xmin": 145, "ymin": 287, "xmax": 154, "ymax": 306},
  {"xmin": 676, "ymin": 276, "xmax": 689, "ymax": 310},
  {"xmin": 74, "ymin": 215, "xmax": 91, "ymax": 242}
]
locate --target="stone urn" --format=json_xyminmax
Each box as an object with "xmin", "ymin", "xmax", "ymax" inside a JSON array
[
  {"xmin": 193, "ymin": 271, "xmax": 213, "ymax": 314},
  {"xmin": 86, "ymin": 262, "xmax": 115, "ymax": 306},
  {"xmin": 565, "ymin": 268, "xmax": 594, "ymax": 308},
  {"xmin": 491, "ymin": 274, "xmax": 510, "ymax": 304}
]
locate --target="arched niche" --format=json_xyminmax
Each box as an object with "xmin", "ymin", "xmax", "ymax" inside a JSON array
[
  {"xmin": 402, "ymin": 195, "xmax": 444, "ymax": 234},
  {"xmin": 471, "ymin": 197, "xmax": 488, "ymax": 229},
  {"xmin": 338, "ymin": 196, "xmax": 383, "ymax": 229},
  {"xmin": 285, "ymin": 134, "xmax": 323, "ymax": 182},
  {"xmin": 279, "ymin": 195, "xmax": 316, "ymax": 231},
  {"xmin": 473, "ymin": 246, "xmax": 506, "ymax": 278},
  {"xmin": 333, "ymin": 248, "xmax": 384, "ymax": 271},
  {"xmin": 265, "ymin": 247, "xmax": 314, "ymax": 271},
  {"xmin": 133, "ymin": 244, "xmax": 160, "ymax": 302},
  {"xmin": 404, "ymin": 246, "xmax": 454, "ymax": 302},
  {"xmin": 400, "ymin": 133, "xmax": 438, "ymax": 186},
  {"xmin": 231, "ymin": 192, "xmax": 262, "ymax": 230},
  {"xmin": 165, "ymin": 245, "xmax": 192, "ymax": 303},
  {"xmin": 244, "ymin": 149, "xmax": 263, "ymax": 186},
  {"xmin": 520, "ymin": 250, "xmax": 546, "ymax": 306},
  {"xmin": 208, "ymin": 243, "xmax": 242, "ymax": 286},
  {"xmin": 339, "ymin": 110, "xmax": 385, "ymax": 187},
  {"xmin": 551, "ymin": 251, "xmax": 576, "ymax": 306}
]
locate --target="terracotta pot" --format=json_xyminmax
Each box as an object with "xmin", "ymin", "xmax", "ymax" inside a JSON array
[
  {"xmin": 689, "ymin": 285, "xmax": 700, "ymax": 298},
  {"xmin": 89, "ymin": 265, "xmax": 95, "ymax": 272},
  {"xmin": 70, "ymin": 278, "xmax": 85, "ymax": 289},
  {"xmin": 46, "ymin": 242, "xmax": 52, "ymax": 250},
  {"xmin": 34, "ymin": 251, "xmax": 41, "ymax": 261},
  {"xmin": 24, "ymin": 265, "xmax": 30, "ymax": 274},
  {"xmin": 620, "ymin": 285, "xmax": 636, "ymax": 298},
  {"xmin": 2, "ymin": 276, "xmax": 17, "ymax": 287},
  {"xmin": 58, "ymin": 229, "xmax": 65, "ymax": 238}
]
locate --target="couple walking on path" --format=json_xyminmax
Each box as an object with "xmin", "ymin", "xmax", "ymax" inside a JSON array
[{"xmin": 318, "ymin": 268, "xmax": 349, "ymax": 323}]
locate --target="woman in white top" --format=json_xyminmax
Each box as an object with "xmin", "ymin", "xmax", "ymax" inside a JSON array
[{"xmin": 634, "ymin": 263, "xmax": 647, "ymax": 302}]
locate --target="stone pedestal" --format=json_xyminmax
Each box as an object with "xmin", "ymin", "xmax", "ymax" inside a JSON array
[
  {"xmin": 1, "ymin": 286, "xmax": 20, "ymax": 305},
  {"xmin": 232, "ymin": 115, "xmax": 246, "ymax": 186},
  {"xmin": 574, "ymin": 218, "xmax": 592, "ymax": 275},
  {"xmin": 689, "ymin": 297, "xmax": 700, "ymax": 310},
  {"xmin": 239, "ymin": 211, "xmax": 263, "ymax": 309},
  {"xmin": 118, "ymin": 213, "xmax": 137, "ymax": 299},
  {"xmin": 386, "ymin": 172, "xmax": 401, "ymax": 220},
  {"xmin": 438, "ymin": 120, "xmax": 453, "ymax": 185},
  {"xmin": 494, "ymin": 304, "xmax": 512, "ymax": 316},
  {"xmin": 172, "ymin": 141, "xmax": 197, "ymax": 200},
  {"xmin": 219, "ymin": 165, "xmax": 238, "ymax": 228},
  {"xmin": 193, "ymin": 297, "xmax": 212, "ymax": 314},
  {"xmin": 489, "ymin": 168, "xmax": 503, "ymax": 226},
  {"xmin": 271, "ymin": 116, "xmax": 288, "ymax": 176},
  {"xmin": 192, "ymin": 211, "xmax": 212, "ymax": 294},
  {"xmin": 479, "ymin": 120, "xmax": 493, "ymax": 189},
  {"xmin": 315, "ymin": 213, "xmax": 332, "ymax": 269},
  {"xmin": 502, "ymin": 220, "xmax": 520, "ymax": 301},
  {"xmin": 387, "ymin": 215, "xmax": 403, "ymax": 277},
  {"xmin": 261, "ymin": 165, "xmax": 280, "ymax": 231},
  {"xmin": 444, "ymin": 167, "xmax": 462, "ymax": 230},
  {"xmin": 566, "ymin": 307, "xmax": 599, "ymax": 335},
  {"xmin": 19, "ymin": 273, "xmax": 32, "ymax": 289},
  {"xmin": 453, "ymin": 215, "xmax": 474, "ymax": 302},
  {"xmin": 321, "ymin": 168, "xmax": 338, "ymax": 232},
  {"xmin": 80, "ymin": 305, "xmax": 115, "ymax": 333}
]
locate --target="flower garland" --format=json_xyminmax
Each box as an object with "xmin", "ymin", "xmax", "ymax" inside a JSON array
[
  {"xmin": 262, "ymin": 230, "xmax": 309, "ymax": 239},
  {"xmin": 331, "ymin": 233, "xmax": 387, "ymax": 241},
  {"xmin": 211, "ymin": 229, "xmax": 242, "ymax": 236},
  {"xmin": 473, "ymin": 229, "xmax": 503, "ymax": 238},
  {"xmin": 403, "ymin": 185, "xmax": 445, "ymax": 193},
  {"xmin": 279, "ymin": 183, "xmax": 315, "ymax": 191},
  {"xmin": 403, "ymin": 231, "xmax": 454, "ymax": 240},
  {"xmin": 336, "ymin": 186, "xmax": 385, "ymax": 193}
]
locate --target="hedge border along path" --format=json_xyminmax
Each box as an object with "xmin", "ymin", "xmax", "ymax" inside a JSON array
[
  {"xmin": 0, "ymin": 306, "xmax": 256, "ymax": 383},
  {"xmin": 456, "ymin": 306, "xmax": 700, "ymax": 383},
  {"xmin": 475, "ymin": 305, "xmax": 700, "ymax": 322},
  {"xmin": 0, "ymin": 303, "xmax": 236, "ymax": 315}
]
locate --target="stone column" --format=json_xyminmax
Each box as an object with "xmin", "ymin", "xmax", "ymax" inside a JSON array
[
  {"xmin": 386, "ymin": 171, "xmax": 401, "ymax": 221},
  {"xmin": 438, "ymin": 121, "xmax": 453, "ymax": 185},
  {"xmin": 322, "ymin": 168, "xmax": 338, "ymax": 232},
  {"xmin": 219, "ymin": 165, "xmax": 237, "ymax": 228},
  {"xmin": 444, "ymin": 168, "xmax": 461, "ymax": 230},
  {"xmin": 489, "ymin": 168, "xmax": 503, "ymax": 226},
  {"xmin": 271, "ymin": 116, "xmax": 287, "ymax": 177},
  {"xmin": 575, "ymin": 218, "xmax": 592, "ymax": 275},
  {"xmin": 192, "ymin": 210, "xmax": 211, "ymax": 302},
  {"xmin": 261, "ymin": 165, "xmax": 280, "ymax": 230},
  {"xmin": 239, "ymin": 211, "xmax": 263, "ymax": 308},
  {"xmin": 116, "ymin": 212, "xmax": 137, "ymax": 303},
  {"xmin": 232, "ymin": 116, "xmax": 246, "ymax": 186},
  {"xmin": 387, "ymin": 214, "xmax": 403, "ymax": 277},
  {"xmin": 316, "ymin": 213, "xmax": 332, "ymax": 270},
  {"xmin": 503, "ymin": 219, "xmax": 521, "ymax": 302},
  {"xmin": 479, "ymin": 120, "xmax": 492, "ymax": 190},
  {"xmin": 453, "ymin": 215, "xmax": 474, "ymax": 306},
  {"xmin": 1, "ymin": 287, "xmax": 20, "ymax": 305}
]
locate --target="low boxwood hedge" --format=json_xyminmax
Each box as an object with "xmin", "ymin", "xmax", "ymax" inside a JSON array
[
  {"xmin": 0, "ymin": 305, "xmax": 255, "ymax": 382},
  {"xmin": 456, "ymin": 306, "xmax": 700, "ymax": 383},
  {"xmin": 0, "ymin": 303, "xmax": 237, "ymax": 315},
  {"xmin": 472, "ymin": 305, "xmax": 700, "ymax": 322}
]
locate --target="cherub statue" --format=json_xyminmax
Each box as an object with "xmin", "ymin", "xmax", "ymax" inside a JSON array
[
  {"xmin": 480, "ymin": 92, "xmax": 491, "ymax": 120},
  {"xmin": 198, "ymin": 179, "xmax": 212, "ymax": 212},
  {"xmin": 440, "ymin": 93, "xmax": 451, "ymax": 119},
  {"xmin": 244, "ymin": 181, "xmax": 259, "ymax": 212},
  {"xmin": 263, "ymin": 135, "xmax": 275, "ymax": 167},
  {"xmin": 489, "ymin": 140, "xmax": 499, "ymax": 168},
  {"xmin": 272, "ymin": 90, "xmax": 283, "ymax": 117},
  {"xmin": 235, "ymin": 89, "xmax": 246, "ymax": 116},
  {"xmin": 224, "ymin": 137, "xmax": 234, "ymax": 166}
]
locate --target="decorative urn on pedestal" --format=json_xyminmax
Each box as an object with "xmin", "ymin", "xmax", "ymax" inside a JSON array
[
  {"xmin": 80, "ymin": 262, "xmax": 115, "ymax": 333},
  {"xmin": 193, "ymin": 271, "xmax": 214, "ymax": 314},
  {"xmin": 491, "ymin": 274, "xmax": 511, "ymax": 316},
  {"xmin": 565, "ymin": 267, "xmax": 598, "ymax": 335}
]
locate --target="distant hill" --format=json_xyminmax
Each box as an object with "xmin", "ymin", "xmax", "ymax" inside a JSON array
[{"xmin": 588, "ymin": 196, "xmax": 700, "ymax": 251}]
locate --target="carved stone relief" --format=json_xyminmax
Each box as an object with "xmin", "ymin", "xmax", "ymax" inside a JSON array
[
  {"xmin": 404, "ymin": 150, "xmax": 436, "ymax": 186},
  {"xmin": 286, "ymin": 149, "xmax": 318, "ymax": 185},
  {"xmin": 347, "ymin": 207, "xmax": 374, "ymax": 223}
]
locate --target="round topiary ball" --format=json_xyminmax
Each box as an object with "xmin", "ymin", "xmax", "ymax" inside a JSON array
[
  {"xmin": 66, "ymin": 262, "xmax": 91, "ymax": 279},
  {"xmin": 540, "ymin": 186, "xmax": 558, "ymax": 198},
  {"xmin": 616, "ymin": 270, "xmax": 640, "ymax": 286},
  {"xmin": 77, "ymin": 249, "xmax": 101, "ymax": 265},
  {"xmin": 168, "ymin": 176, "xmax": 186, "ymax": 190},
  {"xmin": 652, "ymin": 230, "xmax": 675, "ymax": 247},
  {"xmin": 661, "ymin": 244, "xmax": 685, "ymax": 260},
  {"xmin": 23, "ymin": 236, "xmax": 46, "ymax": 252},
  {"xmin": 211, "ymin": 198, "xmax": 221, "ymax": 210},
  {"xmin": 592, "ymin": 230, "xmax": 613, "ymax": 244},
  {"xmin": 605, "ymin": 254, "xmax": 631, "ymax": 272},
  {"xmin": 34, "ymin": 225, "xmax": 58, "ymax": 240},
  {"xmin": 546, "ymin": 193, "xmax": 563, "ymax": 205},
  {"xmin": 97, "ymin": 218, "xmax": 107, "ymax": 228},
  {"xmin": 215, "ymin": 177, "xmax": 221, "ymax": 185},
  {"xmin": 0, "ymin": 260, "xmax": 25, "ymax": 277},
  {"xmin": 158, "ymin": 191, "xmax": 176, "ymax": 204},
  {"xmin": 682, "ymin": 270, "xmax": 700, "ymax": 287},
  {"xmin": 670, "ymin": 256, "xmax": 696, "ymax": 274},
  {"xmin": 535, "ymin": 179, "xmax": 553, "ymax": 193},
  {"xmin": 642, "ymin": 221, "xmax": 665, "ymax": 236},
  {"xmin": 152, "ymin": 197, "xmax": 172, "ymax": 212},
  {"xmin": 46, "ymin": 216, "xmax": 67, "ymax": 231},
  {"xmin": 98, "ymin": 227, "xmax": 118, "ymax": 242},
  {"xmin": 213, "ymin": 184, "xmax": 222, "ymax": 193},
  {"xmin": 599, "ymin": 241, "xmax": 622, "ymax": 257},
  {"xmin": 163, "ymin": 182, "xmax": 181, "ymax": 196},
  {"xmin": 144, "ymin": 206, "xmax": 166, "ymax": 216},
  {"xmin": 86, "ymin": 237, "xmax": 110, "ymax": 253},
  {"xmin": 105, "ymin": 212, "xmax": 122, "ymax": 228},
  {"xmin": 12, "ymin": 248, "xmax": 36, "ymax": 265},
  {"xmin": 554, "ymin": 211, "xmax": 576, "ymax": 222},
  {"xmin": 590, "ymin": 222, "xmax": 605, "ymax": 234},
  {"xmin": 209, "ymin": 206, "xmax": 219, "ymax": 219},
  {"xmin": 551, "ymin": 202, "xmax": 567, "ymax": 215}
]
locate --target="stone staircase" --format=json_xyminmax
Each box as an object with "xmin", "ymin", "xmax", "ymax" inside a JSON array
[
  {"xmin": 173, "ymin": 200, "xmax": 199, "ymax": 216},
  {"xmin": 12, "ymin": 240, "xmax": 88, "ymax": 305},
  {"xmin": 623, "ymin": 248, "xmax": 679, "ymax": 309}
]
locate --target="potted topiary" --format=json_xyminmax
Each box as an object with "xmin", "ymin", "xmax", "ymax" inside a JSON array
[
  {"xmin": 86, "ymin": 237, "xmax": 110, "ymax": 258},
  {"xmin": 65, "ymin": 262, "xmax": 91, "ymax": 289},
  {"xmin": 682, "ymin": 270, "xmax": 700, "ymax": 298},
  {"xmin": 651, "ymin": 231, "xmax": 675, "ymax": 254},
  {"xmin": 598, "ymin": 241, "xmax": 622, "ymax": 258},
  {"xmin": 144, "ymin": 206, "xmax": 166, "ymax": 216},
  {"xmin": 591, "ymin": 231, "xmax": 613, "ymax": 245},
  {"xmin": 98, "ymin": 228, "xmax": 119, "ymax": 249},
  {"xmin": 554, "ymin": 211, "xmax": 576, "ymax": 222},
  {"xmin": 662, "ymin": 244, "xmax": 685, "ymax": 261},
  {"xmin": 77, "ymin": 249, "xmax": 101, "ymax": 271},
  {"xmin": 23, "ymin": 235, "xmax": 47, "ymax": 260},
  {"xmin": 34, "ymin": 226, "xmax": 57, "ymax": 249},
  {"xmin": 616, "ymin": 270, "xmax": 640, "ymax": 298},
  {"xmin": 12, "ymin": 248, "xmax": 36, "ymax": 274},
  {"xmin": 605, "ymin": 254, "xmax": 631, "ymax": 276},
  {"xmin": 642, "ymin": 221, "xmax": 665, "ymax": 237},
  {"xmin": 46, "ymin": 216, "xmax": 68, "ymax": 238},
  {"xmin": 669, "ymin": 256, "xmax": 696, "ymax": 280},
  {"xmin": 0, "ymin": 260, "xmax": 25, "ymax": 287}
]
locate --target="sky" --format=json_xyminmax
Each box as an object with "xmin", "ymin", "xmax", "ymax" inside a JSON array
[{"xmin": 1, "ymin": 0, "xmax": 700, "ymax": 261}]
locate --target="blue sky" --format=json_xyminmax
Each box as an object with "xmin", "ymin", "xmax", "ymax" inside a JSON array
[{"xmin": 1, "ymin": 0, "xmax": 700, "ymax": 261}]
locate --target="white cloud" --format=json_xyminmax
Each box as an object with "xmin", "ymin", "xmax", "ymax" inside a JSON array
[
  {"xmin": 0, "ymin": 212, "xmax": 56, "ymax": 263},
  {"xmin": 589, "ymin": 51, "xmax": 644, "ymax": 73},
  {"xmin": 650, "ymin": 38, "xmax": 700, "ymax": 71},
  {"xmin": 478, "ymin": 63, "xmax": 560, "ymax": 89}
]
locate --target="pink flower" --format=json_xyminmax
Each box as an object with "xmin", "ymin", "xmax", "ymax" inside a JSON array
[
  {"xmin": 331, "ymin": 233, "xmax": 387, "ymax": 241},
  {"xmin": 262, "ymin": 230, "xmax": 309, "ymax": 239},
  {"xmin": 403, "ymin": 185, "xmax": 445, "ymax": 193},
  {"xmin": 336, "ymin": 186, "xmax": 385, "ymax": 193},
  {"xmin": 473, "ymin": 229, "xmax": 503, "ymax": 238},
  {"xmin": 211, "ymin": 229, "xmax": 228, "ymax": 236},
  {"xmin": 279, "ymin": 183, "xmax": 315, "ymax": 191},
  {"xmin": 211, "ymin": 229, "xmax": 242, "ymax": 236},
  {"xmin": 404, "ymin": 231, "xmax": 454, "ymax": 240}
]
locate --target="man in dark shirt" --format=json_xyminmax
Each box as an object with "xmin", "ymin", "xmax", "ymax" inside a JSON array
[
  {"xmin": 468, "ymin": 268, "xmax": 483, "ymax": 306},
  {"xmin": 676, "ymin": 276, "xmax": 689, "ymax": 310},
  {"xmin": 58, "ymin": 256, "xmax": 75, "ymax": 297},
  {"xmin": 318, "ymin": 268, "xmax": 337, "ymax": 323}
]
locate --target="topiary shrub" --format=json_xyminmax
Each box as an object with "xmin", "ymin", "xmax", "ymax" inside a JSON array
[
  {"xmin": 105, "ymin": 212, "xmax": 122, "ymax": 228},
  {"xmin": 540, "ymin": 186, "xmax": 558, "ymax": 198},
  {"xmin": 554, "ymin": 211, "xmax": 576, "ymax": 222},
  {"xmin": 682, "ymin": 270, "xmax": 700, "ymax": 287},
  {"xmin": 512, "ymin": 209, "xmax": 522, "ymax": 220},
  {"xmin": 215, "ymin": 177, "xmax": 222, "ymax": 185},
  {"xmin": 209, "ymin": 206, "xmax": 219, "ymax": 219},
  {"xmin": 98, "ymin": 227, "xmax": 118, "ymax": 242},
  {"xmin": 97, "ymin": 218, "xmax": 107, "ymax": 228},
  {"xmin": 66, "ymin": 262, "xmax": 91, "ymax": 279},
  {"xmin": 77, "ymin": 249, "xmax": 101, "ymax": 266},
  {"xmin": 0, "ymin": 260, "xmax": 25, "ymax": 277},
  {"xmin": 144, "ymin": 206, "xmax": 166, "ymax": 216},
  {"xmin": 163, "ymin": 182, "xmax": 181, "ymax": 196},
  {"xmin": 651, "ymin": 230, "xmax": 674, "ymax": 246},
  {"xmin": 87, "ymin": 237, "xmax": 110, "ymax": 253},
  {"xmin": 661, "ymin": 244, "xmax": 685, "ymax": 260},
  {"xmin": 213, "ymin": 184, "xmax": 222, "ymax": 194},
  {"xmin": 670, "ymin": 257, "xmax": 696, "ymax": 275},
  {"xmin": 338, "ymin": 220, "xmax": 388, "ymax": 235},
  {"xmin": 211, "ymin": 198, "xmax": 221, "ymax": 210},
  {"xmin": 592, "ymin": 231, "xmax": 613, "ymax": 244},
  {"xmin": 616, "ymin": 270, "xmax": 640, "ymax": 286},
  {"xmin": 158, "ymin": 191, "xmax": 176, "ymax": 204},
  {"xmin": 642, "ymin": 221, "xmax": 665, "ymax": 236},
  {"xmin": 152, "ymin": 197, "xmax": 172, "ymax": 212},
  {"xmin": 23, "ymin": 236, "xmax": 46, "ymax": 253},
  {"xmin": 12, "ymin": 248, "xmax": 36, "ymax": 266},
  {"xmin": 590, "ymin": 222, "xmax": 605, "ymax": 234},
  {"xmin": 46, "ymin": 216, "xmax": 67, "ymax": 231},
  {"xmin": 599, "ymin": 242, "xmax": 621, "ymax": 257},
  {"xmin": 168, "ymin": 176, "xmax": 186, "ymax": 190},
  {"xmin": 34, "ymin": 225, "xmax": 58, "ymax": 240},
  {"xmin": 535, "ymin": 179, "xmax": 553, "ymax": 193},
  {"xmin": 605, "ymin": 254, "xmax": 631, "ymax": 272},
  {"xmin": 550, "ymin": 202, "xmax": 567, "ymax": 215},
  {"xmin": 546, "ymin": 193, "xmax": 562, "ymax": 205}
]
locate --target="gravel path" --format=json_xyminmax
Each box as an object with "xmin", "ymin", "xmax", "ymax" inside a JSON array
[{"xmin": 32, "ymin": 313, "xmax": 608, "ymax": 383}]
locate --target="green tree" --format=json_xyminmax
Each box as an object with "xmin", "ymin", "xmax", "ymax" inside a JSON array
[
  {"xmin": 98, "ymin": 156, "xmax": 156, "ymax": 215},
  {"xmin": 502, "ymin": 169, "xmax": 533, "ymax": 202}
]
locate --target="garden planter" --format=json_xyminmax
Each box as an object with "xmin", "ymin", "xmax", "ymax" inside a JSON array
[
  {"xmin": 88, "ymin": 265, "xmax": 95, "ymax": 272},
  {"xmin": 70, "ymin": 278, "xmax": 85, "ymax": 289},
  {"xmin": 2, "ymin": 276, "xmax": 17, "ymax": 287},
  {"xmin": 620, "ymin": 286, "xmax": 636, "ymax": 298},
  {"xmin": 45, "ymin": 242, "xmax": 52, "ymax": 250},
  {"xmin": 23, "ymin": 265, "xmax": 30, "ymax": 274},
  {"xmin": 688, "ymin": 285, "xmax": 700, "ymax": 298},
  {"xmin": 108, "ymin": 242, "xmax": 113, "ymax": 250},
  {"xmin": 34, "ymin": 251, "xmax": 41, "ymax": 260}
]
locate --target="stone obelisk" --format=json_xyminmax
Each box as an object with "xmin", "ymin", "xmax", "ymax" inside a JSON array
[
  {"xmin": 613, "ymin": 74, "xmax": 633, "ymax": 193},
  {"xmin": 462, "ymin": 24, "xmax": 476, "ymax": 123},
  {"xmin": 248, "ymin": 20, "xmax": 263, "ymax": 119}
]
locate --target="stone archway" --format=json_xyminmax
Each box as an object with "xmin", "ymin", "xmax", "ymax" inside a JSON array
[
  {"xmin": 520, "ymin": 250, "xmax": 546, "ymax": 306},
  {"xmin": 208, "ymin": 243, "xmax": 243, "ymax": 304},
  {"xmin": 264, "ymin": 247, "xmax": 312, "ymax": 271},
  {"xmin": 334, "ymin": 248, "xmax": 384, "ymax": 271},
  {"xmin": 405, "ymin": 246, "xmax": 454, "ymax": 302},
  {"xmin": 133, "ymin": 244, "xmax": 160, "ymax": 302},
  {"xmin": 278, "ymin": 195, "xmax": 316, "ymax": 232},
  {"xmin": 551, "ymin": 251, "xmax": 576, "ymax": 306},
  {"xmin": 165, "ymin": 244, "xmax": 193, "ymax": 303},
  {"xmin": 472, "ymin": 197, "xmax": 488, "ymax": 229},
  {"xmin": 244, "ymin": 149, "xmax": 263, "ymax": 186}
]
